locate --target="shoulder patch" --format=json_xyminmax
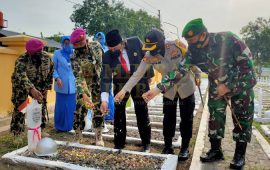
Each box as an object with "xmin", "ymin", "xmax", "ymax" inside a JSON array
[{"xmin": 175, "ymin": 41, "xmax": 187, "ymax": 56}]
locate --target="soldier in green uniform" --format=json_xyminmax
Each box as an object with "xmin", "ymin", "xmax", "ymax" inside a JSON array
[
  {"xmin": 10, "ymin": 38, "xmax": 53, "ymax": 136},
  {"xmin": 70, "ymin": 28, "xmax": 104, "ymax": 146},
  {"xmin": 143, "ymin": 19, "xmax": 256, "ymax": 169}
]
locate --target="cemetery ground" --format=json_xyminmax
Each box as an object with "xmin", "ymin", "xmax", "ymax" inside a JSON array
[
  {"xmin": 1, "ymin": 79, "xmax": 270, "ymax": 170},
  {"xmin": 0, "ymin": 103, "xmax": 204, "ymax": 170}
]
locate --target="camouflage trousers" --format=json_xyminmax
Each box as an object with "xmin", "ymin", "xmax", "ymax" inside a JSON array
[
  {"xmin": 73, "ymin": 79, "xmax": 103, "ymax": 131},
  {"xmin": 208, "ymin": 84, "xmax": 254, "ymax": 143},
  {"xmin": 11, "ymin": 86, "xmax": 48, "ymax": 135}
]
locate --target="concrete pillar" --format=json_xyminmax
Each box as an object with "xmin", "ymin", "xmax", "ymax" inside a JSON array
[{"xmin": 0, "ymin": 35, "xmax": 54, "ymax": 116}]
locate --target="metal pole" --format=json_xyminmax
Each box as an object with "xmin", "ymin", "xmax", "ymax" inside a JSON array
[
  {"xmin": 158, "ymin": 10, "xmax": 161, "ymax": 29},
  {"xmin": 198, "ymin": 86, "xmax": 204, "ymax": 107}
]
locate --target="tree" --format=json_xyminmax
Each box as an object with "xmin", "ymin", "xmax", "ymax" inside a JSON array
[
  {"xmin": 240, "ymin": 17, "xmax": 270, "ymax": 68},
  {"xmin": 70, "ymin": 0, "xmax": 159, "ymax": 40},
  {"xmin": 46, "ymin": 32, "xmax": 64, "ymax": 43}
]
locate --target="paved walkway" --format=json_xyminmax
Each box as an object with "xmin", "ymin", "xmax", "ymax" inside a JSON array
[{"xmin": 191, "ymin": 99, "xmax": 270, "ymax": 170}]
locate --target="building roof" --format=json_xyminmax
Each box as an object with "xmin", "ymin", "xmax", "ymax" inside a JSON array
[
  {"xmin": 0, "ymin": 29, "xmax": 20, "ymax": 37},
  {"xmin": 0, "ymin": 29, "xmax": 61, "ymax": 49}
]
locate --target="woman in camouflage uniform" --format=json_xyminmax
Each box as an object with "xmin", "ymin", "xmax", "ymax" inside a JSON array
[{"xmin": 11, "ymin": 38, "xmax": 53, "ymax": 136}]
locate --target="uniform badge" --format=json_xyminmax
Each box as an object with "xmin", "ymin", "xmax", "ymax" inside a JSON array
[
  {"xmin": 133, "ymin": 52, "xmax": 137, "ymax": 56},
  {"xmin": 188, "ymin": 31, "xmax": 193, "ymax": 37},
  {"xmin": 170, "ymin": 49, "xmax": 181, "ymax": 60},
  {"xmin": 170, "ymin": 50, "xmax": 178, "ymax": 57}
]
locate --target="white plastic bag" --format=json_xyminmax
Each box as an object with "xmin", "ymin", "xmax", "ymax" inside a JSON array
[
  {"xmin": 26, "ymin": 99, "xmax": 42, "ymax": 151},
  {"xmin": 84, "ymin": 109, "xmax": 92, "ymax": 131}
]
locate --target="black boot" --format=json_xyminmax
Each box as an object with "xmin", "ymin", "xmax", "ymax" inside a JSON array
[
  {"xmin": 143, "ymin": 144, "xmax": 151, "ymax": 153},
  {"xmin": 162, "ymin": 137, "xmax": 174, "ymax": 154},
  {"xmin": 200, "ymin": 139, "xmax": 224, "ymax": 162},
  {"xmin": 230, "ymin": 142, "xmax": 247, "ymax": 170},
  {"xmin": 178, "ymin": 138, "xmax": 190, "ymax": 161}
]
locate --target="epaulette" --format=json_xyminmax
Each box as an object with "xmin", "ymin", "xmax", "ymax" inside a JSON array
[{"xmin": 175, "ymin": 40, "xmax": 187, "ymax": 56}]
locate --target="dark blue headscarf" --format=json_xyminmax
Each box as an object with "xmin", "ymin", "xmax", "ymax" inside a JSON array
[
  {"xmin": 94, "ymin": 32, "xmax": 108, "ymax": 52},
  {"xmin": 60, "ymin": 36, "xmax": 73, "ymax": 62}
]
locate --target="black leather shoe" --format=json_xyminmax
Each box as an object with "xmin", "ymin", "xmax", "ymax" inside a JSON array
[
  {"xmin": 114, "ymin": 145, "xmax": 125, "ymax": 150},
  {"xmin": 178, "ymin": 147, "xmax": 189, "ymax": 161},
  {"xmin": 143, "ymin": 144, "xmax": 151, "ymax": 153},
  {"xmin": 178, "ymin": 138, "xmax": 190, "ymax": 161},
  {"xmin": 162, "ymin": 147, "xmax": 174, "ymax": 154}
]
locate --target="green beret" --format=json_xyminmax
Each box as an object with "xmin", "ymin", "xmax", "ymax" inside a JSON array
[{"xmin": 182, "ymin": 18, "xmax": 206, "ymax": 38}]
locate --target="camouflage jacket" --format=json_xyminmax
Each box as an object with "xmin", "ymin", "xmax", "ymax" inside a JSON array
[
  {"xmin": 11, "ymin": 51, "xmax": 53, "ymax": 93},
  {"xmin": 71, "ymin": 41, "xmax": 103, "ymax": 99},
  {"xmin": 157, "ymin": 32, "xmax": 257, "ymax": 95}
]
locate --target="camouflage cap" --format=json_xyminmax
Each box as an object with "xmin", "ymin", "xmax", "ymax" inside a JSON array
[{"xmin": 182, "ymin": 18, "xmax": 206, "ymax": 38}]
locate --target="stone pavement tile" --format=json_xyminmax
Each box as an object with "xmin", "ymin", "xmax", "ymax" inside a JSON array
[
  {"xmin": 201, "ymin": 162, "xmax": 223, "ymax": 170},
  {"xmin": 223, "ymin": 144, "xmax": 234, "ymax": 152},
  {"xmin": 246, "ymin": 150, "xmax": 257, "ymax": 156},
  {"xmin": 198, "ymin": 108, "xmax": 270, "ymax": 170},
  {"xmin": 224, "ymin": 150, "xmax": 234, "ymax": 158},
  {"xmin": 260, "ymin": 160, "xmax": 270, "ymax": 167},
  {"xmin": 246, "ymin": 155, "xmax": 259, "ymax": 162}
]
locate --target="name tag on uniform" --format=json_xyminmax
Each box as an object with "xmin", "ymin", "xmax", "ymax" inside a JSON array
[{"xmin": 143, "ymin": 56, "xmax": 161, "ymax": 64}]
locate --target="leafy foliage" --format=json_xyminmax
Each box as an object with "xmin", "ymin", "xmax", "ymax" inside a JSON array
[
  {"xmin": 45, "ymin": 32, "xmax": 64, "ymax": 43},
  {"xmin": 70, "ymin": 0, "xmax": 159, "ymax": 40},
  {"xmin": 240, "ymin": 17, "xmax": 270, "ymax": 67}
]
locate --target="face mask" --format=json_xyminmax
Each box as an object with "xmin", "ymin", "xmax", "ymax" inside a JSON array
[
  {"xmin": 188, "ymin": 32, "xmax": 209, "ymax": 50},
  {"xmin": 63, "ymin": 45, "xmax": 73, "ymax": 54},
  {"xmin": 76, "ymin": 45, "xmax": 86, "ymax": 53},
  {"xmin": 110, "ymin": 49, "xmax": 121, "ymax": 58},
  {"xmin": 32, "ymin": 52, "xmax": 42, "ymax": 58},
  {"xmin": 31, "ymin": 52, "xmax": 42, "ymax": 66}
]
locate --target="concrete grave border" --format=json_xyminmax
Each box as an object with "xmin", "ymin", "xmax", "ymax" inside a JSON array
[
  {"xmin": 252, "ymin": 127, "xmax": 270, "ymax": 159},
  {"xmin": 189, "ymin": 93, "xmax": 209, "ymax": 170},
  {"xmin": 70, "ymin": 129, "xmax": 182, "ymax": 148},
  {"xmin": 2, "ymin": 141, "xmax": 178, "ymax": 170}
]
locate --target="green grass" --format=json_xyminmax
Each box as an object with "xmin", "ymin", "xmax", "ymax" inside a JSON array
[
  {"xmin": 253, "ymin": 121, "xmax": 270, "ymax": 144},
  {"xmin": 126, "ymin": 97, "xmax": 132, "ymax": 108},
  {"xmin": 0, "ymin": 132, "xmax": 27, "ymax": 156}
]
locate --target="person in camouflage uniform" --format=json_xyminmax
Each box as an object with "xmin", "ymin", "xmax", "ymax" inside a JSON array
[
  {"xmin": 143, "ymin": 18, "xmax": 256, "ymax": 169},
  {"xmin": 70, "ymin": 28, "xmax": 104, "ymax": 146},
  {"xmin": 11, "ymin": 39, "xmax": 53, "ymax": 136}
]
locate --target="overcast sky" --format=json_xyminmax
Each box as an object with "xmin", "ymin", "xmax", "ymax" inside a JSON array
[{"xmin": 0, "ymin": 0, "xmax": 269, "ymax": 39}]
